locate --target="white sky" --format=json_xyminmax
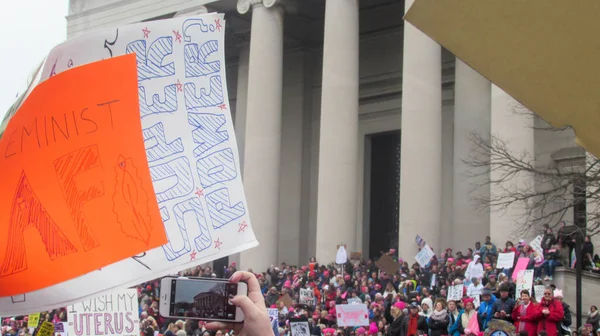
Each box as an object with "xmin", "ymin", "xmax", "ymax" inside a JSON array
[{"xmin": 0, "ymin": 1, "xmax": 68, "ymax": 120}]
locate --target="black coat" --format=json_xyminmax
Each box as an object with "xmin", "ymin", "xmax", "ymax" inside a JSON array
[
  {"xmin": 401, "ymin": 314, "xmax": 427, "ymax": 336},
  {"xmin": 428, "ymin": 315, "xmax": 450, "ymax": 336},
  {"xmin": 387, "ymin": 316, "xmax": 404, "ymax": 336}
]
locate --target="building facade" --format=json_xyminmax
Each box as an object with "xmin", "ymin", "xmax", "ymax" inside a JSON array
[{"xmin": 66, "ymin": 0, "xmax": 585, "ymax": 271}]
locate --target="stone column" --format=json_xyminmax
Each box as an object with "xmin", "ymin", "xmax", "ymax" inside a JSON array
[
  {"xmin": 315, "ymin": 0, "xmax": 360, "ymax": 264},
  {"xmin": 234, "ymin": 45, "xmax": 250, "ymax": 171},
  {"xmin": 399, "ymin": 0, "xmax": 442, "ymax": 259},
  {"xmin": 452, "ymin": 59, "xmax": 491, "ymax": 250},
  {"xmin": 489, "ymin": 85, "xmax": 534, "ymax": 243},
  {"xmin": 237, "ymin": 0, "xmax": 284, "ymax": 272}
]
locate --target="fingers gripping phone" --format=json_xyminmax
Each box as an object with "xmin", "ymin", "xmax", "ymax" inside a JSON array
[{"xmin": 159, "ymin": 276, "xmax": 247, "ymax": 323}]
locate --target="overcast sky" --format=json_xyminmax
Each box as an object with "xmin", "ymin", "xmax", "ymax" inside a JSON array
[{"xmin": 0, "ymin": 1, "xmax": 68, "ymax": 120}]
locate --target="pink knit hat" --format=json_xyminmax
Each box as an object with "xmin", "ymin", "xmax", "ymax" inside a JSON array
[
  {"xmin": 369, "ymin": 322, "xmax": 378, "ymax": 335},
  {"xmin": 356, "ymin": 327, "xmax": 367, "ymax": 335}
]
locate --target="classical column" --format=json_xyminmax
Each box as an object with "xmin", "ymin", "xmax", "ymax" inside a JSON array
[
  {"xmin": 315, "ymin": 0, "xmax": 360, "ymax": 264},
  {"xmin": 489, "ymin": 85, "xmax": 534, "ymax": 243},
  {"xmin": 234, "ymin": 45, "xmax": 250, "ymax": 171},
  {"xmin": 399, "ymin": 0, "xmax": 442, "ymax": 259},
  {"xmin": 452, "ymin": 59, "xmax": 491, "ymax": 250},
  {"xmin": 237, "ymin": 0, "xmax": 284, "ymax": 272}
]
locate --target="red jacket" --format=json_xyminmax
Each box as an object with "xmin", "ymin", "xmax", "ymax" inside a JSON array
[
  {"xmin": 512, "ymin": 302, "xmax": 538, "ymax": 336},
  {"xmin": 534, "ymin": 299, "xmax": 564, "ymax": 336}
]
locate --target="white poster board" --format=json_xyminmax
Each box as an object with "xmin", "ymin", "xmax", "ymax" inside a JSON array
[
  {"xmin": 299, "ymin": 288, "xmax": 314, "ymax": 306},
  {"xmin": 289, "ymin": 321, "xmax": 310, "ymax": 336},
  {"xmin": 336, "ymin": 304, "xmax": 369, "ymax": 327},
  {"xmin": 67, "ymin": 289, "xmax": 139, "ymax": 336},
  {"xmin": 0, "ymin": 14, "xmax": 259, "ymax": 316},
  {"xmin": 447, "ymin": 284, "xmax": 464, "ymax": 302},
  {"xmin": 530, "ymin": 235, "xmax": 544, "ymax": 256},
  {"xmin": 469, "ymin": 295, "xmax": 481, "ymax": 308},
  {"xmin": 516, "ymin": 270, "xmax": 534, "ymax": 294},
  {"xmin": 267, "ymin": 308, "xmax": 279, "ymax": 324},
  {"xmin": 415, "ymin": 245, "xmax": 435, "ymax": 268},
  {"xmin": 533, "ymin": 285, "xmax": 546, "ymax": 303},
  {"xmin": 496, "ymin": 252, "xmax": 515, "ymax": 269}
]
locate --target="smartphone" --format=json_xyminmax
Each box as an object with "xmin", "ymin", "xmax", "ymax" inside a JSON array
[{"xmin": 159, "ymin": 276, "xmax": 247, "ymax": 322}]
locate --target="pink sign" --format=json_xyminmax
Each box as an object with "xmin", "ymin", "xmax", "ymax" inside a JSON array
[
  {"xmin": 511, "ymin": 258, "xmax": 530, "ymax": 280},
  {"xmin": 336, "ymin": 304, "xmax": 369, "ymax": 327}
]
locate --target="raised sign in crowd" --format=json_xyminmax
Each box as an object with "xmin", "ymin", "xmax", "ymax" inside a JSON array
[{"xmin": 2, "ymin": 228, "xmax": 600, "ymax": 336}]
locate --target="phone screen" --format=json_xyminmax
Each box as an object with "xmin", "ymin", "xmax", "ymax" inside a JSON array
[{"xmin": 170, "ymin": 279, "xmax": 238, "ymax": 320}]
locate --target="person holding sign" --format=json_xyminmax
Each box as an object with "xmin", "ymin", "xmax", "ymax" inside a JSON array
[
  {"xmin": 532, "ymin": 287, "xmax": 564, "ymax": 336},
  {"xmin": 511, "ymin": 289, "xmax": 538, "ymax": 336}
]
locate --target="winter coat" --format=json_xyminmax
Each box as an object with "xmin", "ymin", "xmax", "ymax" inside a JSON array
[
  {"xmin": 512, "ymin": 302, "xmax": 538, "ymax": 336},
  {"xmin": 534, "ymin": 298, "xmax": 564, "ymax": 336}
]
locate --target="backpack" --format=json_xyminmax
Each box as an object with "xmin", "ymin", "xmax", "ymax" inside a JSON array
[{"xmin": 557, "ymin": 302, "xmax": 572, "ymax": 336}]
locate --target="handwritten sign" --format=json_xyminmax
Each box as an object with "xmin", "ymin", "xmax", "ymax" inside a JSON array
[
  {"xmin": 299, "ymin": 288, "xmax": 314, "ymax": 306},
  {"xmin": 0, "ymin": 54, "xmax": 166, "ymax": 296},
  {"xmin": 516, "ymin": 269, "xmax": 534, "ymax": 294},
  {"xmin": 289, "ymin": 319, "xmax": 310, "ymax": 336},
  {"xmin": 267, "ymin": 308, "xmax": 279, "ymax": 323},
  {"xmin": 415, "ymin": 235, "xmax": 426, "ymax": 248},
  {"xmin": 512, "ymin": 258, "xmax": 530, "ymax": 280},
  {"xmin": 0, "ymin": 14, "xmax": 258, "ymax": 316},
  {"xmin": 496, "ymin": 252, "xmax": 515, "ymax": 269},
  {"xmin": 530, "ymin": 235, "xmax": 544, "ymax": 256},
  {"xmin": 447, "ymin": 284, "xmax": 464, "ymax": 301},
  {"xmin": 533, "ymin": 285, "xmax": 545, "ymax": 302},
  {"xmin": 336, "ymin": 304, "xmax": 369, "ymax": 327},
  {"xmin": 27, "ymin": 313, "xmax": 40, "ymax": 328},
  {"xmin": 37, "ymin": 321, "xmax": 55, "ymax": 336},
  {"xmin": 67, "ymin": 288, "xmax": 139, "ymax": 336},
  {"xmin": 415, "ymin": 245, "xmax": 435, "ymax": 268},
  {"xmin": 470, "ymin": 295, "xmax": 481, "ymax": 308}
]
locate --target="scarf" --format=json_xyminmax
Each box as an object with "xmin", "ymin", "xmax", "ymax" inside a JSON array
[
  {"xmin": 408, "ymin": 314, "xmax": 419, "ymax": 336},
  {"xmin": 518, "ymin": 303, "xmax": 529, "ymax": 332},
  {"xmin": 430, "ymin": 309, "xmax": 448, "ymax": 322}
]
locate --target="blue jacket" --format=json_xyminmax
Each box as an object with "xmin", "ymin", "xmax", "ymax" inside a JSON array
[
  {"xmin": 449, "ymin": 310, "xmax": 464, "ymax": 336},
  {"xmin": 478, "ymin": 295, "xmax": 497, "ymax": 329}
]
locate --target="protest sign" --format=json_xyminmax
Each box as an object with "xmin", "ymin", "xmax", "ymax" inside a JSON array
[
  {"xmin": 533, "ymin": 285, "xmax": 545, "ymax": 303},
  {"xmin": 289, "ymin": 318, "xmax": 310, "ymax": 336},
  {"xmin": 336, "ymin": 304, "xmax": 369, "ymax": 327},
  {"xmin": 516, "ymin": 270, "xmax": 534, "ymax": 294},
  {"xmin": 67, "ymin": 288, "xmax": 139, "ymax": 336},
  {"xmin": 0, "ymin": 54, "xmax": 166, "ymax": 296},
  {"xmin": 54, "ymin": 322, "xmax": 65, "ymax": 333},
  {"xmin": 27, "ymin": 313, "xmax": 40, "ymax": 328},
  {"xmin": 376, "ymin": 254, "xmax": 401, "ymax": 276},
  {"xmin": 415, "ymin": 235, "xmax": 426, "ymax": 248},
  {"xmin": 267, "ymin": 308, "xmax": 279, "ymax": 323},
  {"xmin": 447, "ymin": 284, "xmax": 463, "ymax": 301},
  {"xmin": 415, "ymin": 245, "xmax": 435, "ymax": 268},
  {"xmin": 530, "ymin": 235, "xmax": 544, "ymax": 256},
  {"xmin": 299, "ymin": 288, "xmax": 314, "ymax": 306},
  {"xmin": 0, "ymin": 14, "xmax": 258, "ymax": 316},
  {"xmin": 470, "ymin": 295, "xmax": 480, "ymax": 308},
  {"xmin": 512, "ymin": 258, "xmax": 530, "ymax": 280},
  {"xmin": 37, "ymin": 321, "xmax": 55, "ymax": 336},
  {"xmin": 496, "ymin": 252, "xmax": 515, "ymax": 269}
]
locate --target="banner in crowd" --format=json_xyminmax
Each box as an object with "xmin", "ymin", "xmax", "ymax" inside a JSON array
[
  {"xmin": 37, "ymin": 322, "xmax": 55, "ymax": 336},
  {"xmin": 289, "ymin": 319, "xmax": 310, "ymax": 336},
  {"xmin": 0, "ymin": 13, "xmax": 258, "ymax": 316},
  {"xmin": 415, "ymin": 244, "xmax": 435, "ymax": 268},
  {"xmin": 0, "ymin": 55, "xmax": 166, "ymax": 296},
  {"xmin": 447, "ymin": 284, "xmax": 463, "ymax": 301},
  {"xmin": 27, "ymin": 313, "xmax": 40, "ymax": 328},
  {"xmin": 512, "ymin": 258, "xmax": 530, "ymax": 280},
  {"xmin": 533, "ymin": 285, "xmax": 545, "ymax": 302},
  {"xmin": 267, "ymin": 308, "xmax": 279, "ymax": 324},
  {"xmin": 336, "ymin": 304, "xmax": 369, "ymax": 327},
  {"xmin": 67, "ymin": 288, "xmax": 139, "ymax": 336},
  {"xmin": 299, "ymin": 288, "xmax": 314, "ymax": 306},
  {"xmin": 529, "ymin": 235, "xmax": 544, "ymax": 256},
  {"xmin": 516, "ymin": 269, "xmax": 534, "ymax": 294},
  {"xmin": 496, "ymin": 252, "xmax": 515, "ymax": 269}
]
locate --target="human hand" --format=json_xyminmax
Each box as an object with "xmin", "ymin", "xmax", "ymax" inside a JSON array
[
  {"xmin": 542, "ymin": 309, "xmax": 549, "ymax": 315},
  {"xmin": 205, "ymin": 271, "xmax": 274, "ymax": 336}
]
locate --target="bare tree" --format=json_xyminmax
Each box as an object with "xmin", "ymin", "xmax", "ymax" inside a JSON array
[{"xmin": 463, "ymin": 108, "xmax": 600, "ymax": 239}]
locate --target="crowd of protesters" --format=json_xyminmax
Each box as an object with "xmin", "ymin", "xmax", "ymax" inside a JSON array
[{"xmin": 3, "ymin": 226, "xmax": 600, "ymax": 336}]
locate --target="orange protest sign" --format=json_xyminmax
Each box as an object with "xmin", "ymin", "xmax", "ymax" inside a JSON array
[{"xmin": 0, "ymin": 54, "xmax": 166, "ymax": 295}]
